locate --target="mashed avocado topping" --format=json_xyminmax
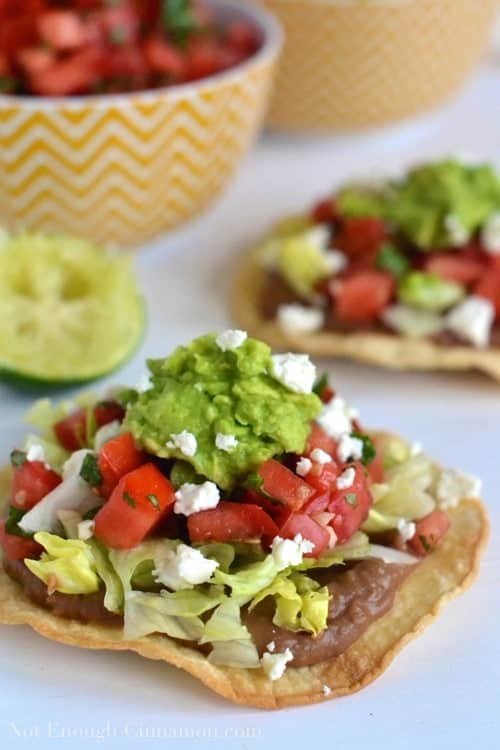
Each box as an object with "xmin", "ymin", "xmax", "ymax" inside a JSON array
[
  {"xmin": 125, "ymin": 333, "xmax": 321, "ymax": 489},
  {"xmin": 338, "ymin": 159, "xmax": 500, "ymax": 249}
]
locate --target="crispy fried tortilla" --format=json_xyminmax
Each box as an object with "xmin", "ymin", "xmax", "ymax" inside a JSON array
[
  {"xmin": 0, "ymin": 466, "xmax": 488, "ymax": 709},
  {"xmin": 231, "ymin": 250, "xmax": 500, "ymax": 381}
]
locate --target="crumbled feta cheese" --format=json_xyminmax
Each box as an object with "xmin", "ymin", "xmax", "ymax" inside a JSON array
[
  {"xmin": 26, "ymin": 443, "xmax": 46, "ymax": 464},
  {"xmin": 174, "ymin": 482, "xmax": 220, "ymax": 516},
  {"xmin": 322, "ymin": 685, "xmax": 332, "ymax": 696},
  {"xmin": 215, "ymin": 433, "xmax": 239, "ymax": 452},
  {"xmin": 411, "ymin": 442, "xmax": 422, "ymax": 456},
  {"xmin": 270, "ymin": 353, "xmax": 316, "ymax": 394},
  {"xmin": 166, "ymin": 430, "xmax": 197, "ymax": 457},
  {"xmin": 436, "ymin": 468, "xmax": 482, "ymax": 510},
  {"xmin": 94, "ymin": 420, "xmax": 121, "ymax": 452},
  {"xmin": 266, "ymin": 640, "xmax": 276, "ymax": 653},
  {"xmin": 336, "ymin": 466, "xmax": 356, "ymax": 490},
  {"xmin": 481, "ymin": 211, "xmax": 500, "ymax": 254},
  {"xmin": 277, "ymin": 304, "xmax": 324, "ymax": 335},
  {"xmin": 323, "ymin": 249, "xmax": 347, "ymax": 275},
  {"xmin": 397, "ymin": 518, "xmax": 416, "ymax": 543},
  {"xmin": 261, "ymin": 648, "xmax": 294, "ymax": 681},
  {"xmin": 444, "ymin": 213, "xmax": 470, "ymax": 246},
  {"xmin": 296, "ymin": 457, "xmax": 312, "ymax": 477},
  {"xmin": 153, "ymin": 544, "xmax": 219, "ymax": 591},
  {"xmin": 316, "ymin": 397, "xmax": 354, "ymax": 439},
  {"xmin": 337, "ymin": 434, "xmax": 363, "ymax": 463},
  {"xmin": 305, "ymin": 224, "xmax": 330, "ymax": 250},
  {"xmin": 77, "ymin": 519, "xmax": 95, "ymax": 541},
  {"xmin": 271, "ymin": 534, "xmax": 315, "ymax": 570},
  {"xmin": 445, "ymin": 296, "xmax": 494, "ymax": 348},
  {"xmin": 136, "ymin": 372, "xmax": 152, "ymax": 393},
  {"xmin": 216, "ymin": 329, "xmax": 247, "ymax": 352},
  {"xmin": 310, "ymin": 448, "xmax": 331, "ymax": 464}
]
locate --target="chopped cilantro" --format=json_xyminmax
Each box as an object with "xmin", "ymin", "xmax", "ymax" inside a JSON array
[
  {"xmin": 244, "ymin": 472, "xmax": 264, "ymax": 491},
  {"xmin": 147, "ymin": 493, "xmax": 161, "ymax": 511},
  {"xmin": 123, "ymin": 491, "xmax": 137, "ymax": 508},
  {"xmin": 313, "ymin": 373, "xmax": 329, "ymax": 397},
  {"xmin": 376, "ymin": 243, "xmax": 409, "ymax": 279},
  {"xmin": 83, "ymin": 506, "xmax": 100, "ymax": 521},
  {"xmin": 79, "ymin": 454, "xmax": 102, "ymax": 488},
  {"xmin": 352, "ymin": 432, "xmax": 376, "ymax": 466},
  {"xmin": 345, "ymin": 493, "xmax": 358, "ymax": 508},
  {"xmin": 10, "ymin": 450, "xmax": 27, "ymax": 468},
  {"xmin": 162, "ymin": 0, "xmax": 200, "ymax": 46},
  {"xmin": 5, "ymin": 506, "xmax": 31, "ymax": 538}
]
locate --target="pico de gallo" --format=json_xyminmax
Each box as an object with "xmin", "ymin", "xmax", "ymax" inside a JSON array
[
  {"xmin": 0, "ymin": 1, "xmax": 262, "ymax": 97},
  {"xmin": 0, "ymin": 332, "xmax": 480, "ymax": 680},
  {"xmin": 257, "ymin": 159, "xmax": 500, "ymax": 350}
]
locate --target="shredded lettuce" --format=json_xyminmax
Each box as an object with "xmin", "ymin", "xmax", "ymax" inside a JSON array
[
  {"xmin": 108, "ymin": 539, "xmax": 179, "ymax": 595},
  {"xmin": 213, "ymin": 555, "xmax": 280, "ymax": 606},
  {"xmin": 249, "ymin": 571, "xmax": 330, "ymax": 636},
  {"xmin": 87, "ymin": 539, "xmax": 124, "ymax": 614},
  {"xmin": 123, "ymin": 591, "xmax": 206, "ymax": 641},
  {"xmin": 201, "ymin": 598, "xmax": 252, "ymax": 643},
  {"xmin": 208, "ymin": 639, "xmax": 260, "ymax": 668},
  {"xmin": 25, "ymin": 532, "xmax": 99, "ymax": 595},
  {"xmin": 362, "ymin": 454, "xmax": 437, "ymax": 533}
]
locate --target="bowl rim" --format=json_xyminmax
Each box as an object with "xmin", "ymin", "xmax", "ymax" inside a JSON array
[{"xmin": 0, "ymin": 0, "xmax": 283, "ymax": 110}]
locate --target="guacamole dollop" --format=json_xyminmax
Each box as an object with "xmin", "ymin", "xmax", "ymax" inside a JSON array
[
  {"xmin": 125, "ymin": 334, "xmax": 321, "ymax": 490},
  {"xmin": 338, "ymin": 159, "xmax": 500, "ymax": 249}
]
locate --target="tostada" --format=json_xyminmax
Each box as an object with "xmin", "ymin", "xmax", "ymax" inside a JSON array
[
  {"xmin": 232, "ymin": 159, "xmax": 500, "ymax": 380},
  {"xmin": 0, "ymin": 332, "xmax": 488, "ymax": 708}
]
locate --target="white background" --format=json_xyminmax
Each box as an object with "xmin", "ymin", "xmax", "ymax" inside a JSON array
[{"xmin": 1, "ymin": 59, "xmax": 500, "ymax": 750}]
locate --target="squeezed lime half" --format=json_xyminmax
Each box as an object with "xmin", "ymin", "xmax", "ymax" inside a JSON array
[{"xmin": 0, "ymin": 231, "xmax": 145, "ymax": 386}]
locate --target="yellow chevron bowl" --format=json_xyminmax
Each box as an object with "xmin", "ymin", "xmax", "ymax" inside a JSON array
[
  {"xmin": 0, "ymin": 1, "xmax": 282, "ymax": 247},
  {"xmin": 254, "ymin": 0, "xmax": 497, "ymax": 132}
]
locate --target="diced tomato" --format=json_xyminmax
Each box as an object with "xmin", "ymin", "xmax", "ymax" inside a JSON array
[
  {"xmin": 226, "ymin": 20, "xmax": 261, "ymax": 55},
  {"xmin": 302, "ymin": 491, "xmax": 330, "ymax": 515},
  {"xmin": 185, "ymin": 38, "xmax": 220, "ymax": 80},
  {"xmin": 37, "ymin": 11, "xmax": 88, "ymax": 51},
  {"xmin": 143, "ymin": 37, "xmax": 186, "ymax": 78},
  {"xmin": 328, "ymin": 463, "xmax": 373, "ymax": 543},
  {"xmin": 335, "ymin": 217, "xmax": 387, "ymax": 262},
  {"xmin": 94, "ymin": 463, "xmax": 175, "ymax": 550},
  {"xmin": 258, "ymin": 459, "xmax": 315, "ymax": 511},
  {"xmin": 367, "ymin": 450, "xmax": 384, "ymax": 483},
  {"xmin": 0, "ymin": 521, "xmax": 42, "ymax": 561},
  {"xmin": 278, "ymin": 512, "xmax": 330, "ymax": 558},
  {"xmin": 474, "ymin": 270, "xmax": 500, "ymax": 318},
  {"xmin": 306, "ymin": 422, "xmax": 337, "ymax": 457},
  {"xmin": 425, "ymin": 253, "xmax": 486, "ymax": 286},
  {"xmin": 11, "ymin": 461, "xmax": 61, "ymax": 510},
  {"xmin": 320, "ymin": 385, "xmax": 335, "ymax": 403},
  {"xmin": 54, "ymin": 400, "xmax": 125, "ymax": 452},
  {"xmin": 0, "ymin": 54, "xmax": 10, "ymax": 75},
  {"xmin": 188, "ymin": 501, "xmax": 278, "ymax": 543},
  {"xmin": 240, "ymin": 490, "xmax": 290, "ymax": 526},
  {"xmin": 305, "ymin": 460, "xmax": 339, "ymax": 494},
  {"xmin": 97, "ymin": 3, "xmax": 140, "ymax": 43},
  {"xmin": 29, "ymin": 48, "xmax": 101, "ymax": 96},
  {"xmin": 97, "ymin": 432, "xmax": 145, "ymax": 498},
  {"xmin": 0, "ymin": 16, "xmax": 37, "ymax": 60},
  {"xmin": 93, "ymin": 400, "xmax": 126, "ymax": 426},
  {"xmin": 310, "ymin": 198, "xmax": 338, "ymax": 225},
  {"xmin": 333, "ymin": 270, "xmax": 395, "ymax": 322},
  {"xmin": 17, "ymin": 46, "xmax": 55, "ymax": 75},
  {"xmin": 407, "ymin": 510, "xmax": 450, "ymax": 556}
]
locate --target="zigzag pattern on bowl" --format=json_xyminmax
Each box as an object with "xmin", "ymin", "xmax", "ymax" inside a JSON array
[
  {"xmin": 258, "ymin": 0, "xmax": 496, "ymax": 131},
  {"xmin": 0, "ymin": 62, "xmax": 273, "ymax": 246}
]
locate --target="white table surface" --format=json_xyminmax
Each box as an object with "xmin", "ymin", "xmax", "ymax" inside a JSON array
[{"xmin": 1, "ymin": 61, "xmax": 500, "ymax": 750}]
